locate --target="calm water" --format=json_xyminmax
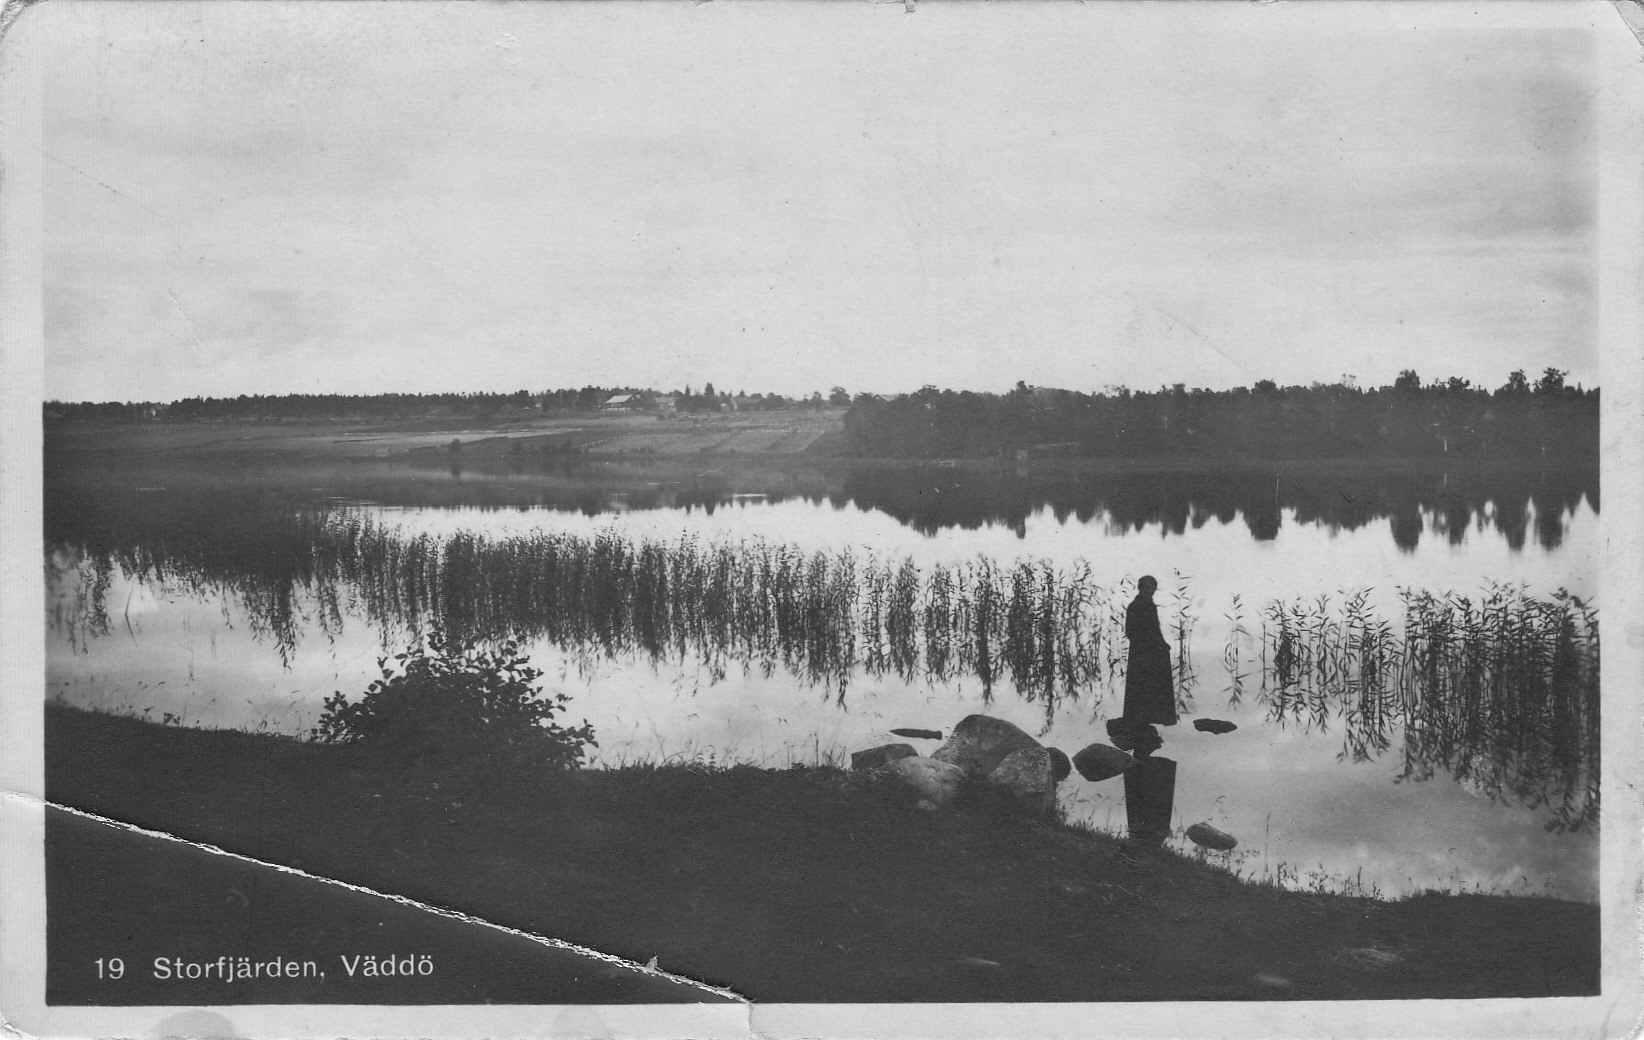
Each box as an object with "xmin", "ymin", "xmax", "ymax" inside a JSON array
[{"xmin": 45, "ymin": 462, "xmax": 1600, "ymax": 901}]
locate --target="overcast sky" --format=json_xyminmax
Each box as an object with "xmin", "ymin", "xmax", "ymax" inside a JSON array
[{"xmin": 33, "ymin": 2, "xmax": 1603, "ymax": 402}]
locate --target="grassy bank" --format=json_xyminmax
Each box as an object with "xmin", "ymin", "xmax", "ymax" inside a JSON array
[{"xmin": 44, "ymin": 706, "xmax": 1597, "ymax": 1003}]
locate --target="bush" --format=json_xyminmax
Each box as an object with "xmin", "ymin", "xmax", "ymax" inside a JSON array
[{"xmin": 312, "ymin": 631, "xmax": 596, "ymax": 774}]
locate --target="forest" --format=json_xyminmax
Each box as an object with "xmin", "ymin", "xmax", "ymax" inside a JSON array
[{"xmin": 840, "ymin": 369, "xmax": 1597, "ymax": 461}]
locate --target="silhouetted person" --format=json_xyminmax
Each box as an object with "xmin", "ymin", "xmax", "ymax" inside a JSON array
[{"xmin": 1123, "ymin": 575, "xmax": 1178, "ymax": 730}]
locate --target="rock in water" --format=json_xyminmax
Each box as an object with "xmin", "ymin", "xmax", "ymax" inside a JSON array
[
  {"xmin": 1071, "ymin": 743, "xmax": 1137, "ymax": 782},
  {"xmin": 1185, "ymin": 823, "xmax": 1238, "ymax": 851},
  {"xmin": 931, "ymin": 714, "xmax": 1042, "ymax": 778},
  {"xmin": 1131, "ymin": 726, "xmax": 1164, "ymax": 758},
  {"xmin": 1105, "ymin": 718, "xmax": 1161, "ymax": 754},
  {"xmin": 986, "ymin": 747, "xmax": 1057, "ymax": 817},
  {"xmin": 1105, "ymin": 718, "xmax": 1138, "ymax": 750},
  {"xmin": 850, "ymin": 743, "xmax": 918, "ymax": 771},
  {"xmin": 1046, "ymin": 746, "xmax": 1072, "ymax": 783},
  {"xmin": 890, "ymin": 727, "xmax": 942, "ymax": 741},
  {"xmin": 1193, "ymin": 719, "xmax": 1237, "ymax": 735},
  {"xmin": 888, "ymin": 756, "xmax": 966, "ymax": 809}
]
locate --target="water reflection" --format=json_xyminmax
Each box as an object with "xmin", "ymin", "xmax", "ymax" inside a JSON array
[
  {"xmin": 47, "ymin": 497, "xmax": 1600, "ymax": 831},
  {"xmin": 47, "ymin": 455, "xmax": 1597, "ymax": 554}
]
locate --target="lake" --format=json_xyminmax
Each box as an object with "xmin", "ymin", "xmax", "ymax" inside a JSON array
[{"xmin": 44, "ymin": 455, "xmax": 1600, "ymax": 902}]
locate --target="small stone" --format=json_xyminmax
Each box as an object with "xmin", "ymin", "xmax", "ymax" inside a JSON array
[
  {"xmin": 850, "ymin": 743, "xmax": 918, "ymax": 771},
  {"xmin": 1185, "ymin": 822, "xmax": 1238, "ymax": 851},
  {"xmin": 915, "ymin": 799, "xmax": 938, "ymax": 812},
  {"xmin": 1193, "ymin": 718, "xmax": 1237, "ymax": 735},
  {"xmin": 986, "ymin": 746, "xmax": 1057, "ymax": 817},
  {"xmin": 888, "ymin": 756, "xmax": 966, "ymax": 809},
  {"xmin": 931, "ymin": 714, "xmax": 1043, "ymax": 778},
  {"xmin": 1046, "ymin": 746, "xmax": 1072, "ymax": 783},
  {"xmin": 891, "ymin": 727, "xmax": 942, "ymax": 740},
  {"xmin": 1071, "ymin": 743, "xmax": 1137, "ymax": 782}
]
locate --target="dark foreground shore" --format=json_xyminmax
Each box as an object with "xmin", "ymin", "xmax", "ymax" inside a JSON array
[{"xmin": 44, "ymin": 706, "xmax": 1598, "ymax": 1004}]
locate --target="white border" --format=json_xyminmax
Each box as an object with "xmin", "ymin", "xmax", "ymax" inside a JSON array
[{"xmin": 3, "ymin": 2, "xmax": 1639, "ymax": 1038}]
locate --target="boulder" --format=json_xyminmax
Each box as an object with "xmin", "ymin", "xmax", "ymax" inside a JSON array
[
  {"xmin": 1046, "ymin": 746, "xmax": 1072, "ymax": 783},
  {"xmin": 1072, "ymin": 743, "xmax": 1137, "ymax": 782},
  {"xmin": 1185, "ymin": 823, "xmax": 1238, "ymax": 851},
  {"xmin": 986, "ymin": 746, "xmax": 1057, "ymax": 817},
  {"xmin": 891, "ymin": 727, "xmax": 943, "ymax": 740},
  {"xmin": 887, "ymin": 756, "xmax": 966, "ymax": 809},
  {"xmin": 850, "ymin": 743, "xmax": 918, "ymax": 771},
  {"xmin": 931, "ymin": 714, "xmax": 1042, "ymax": 778},
  {"xmin": 1193, "ymin": 718, "xmax": 1237, "ymax": 735}
]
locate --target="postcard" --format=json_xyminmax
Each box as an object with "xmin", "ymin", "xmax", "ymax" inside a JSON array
[{"xmin": 3, "ymin": 2, "xmax": 1640, "ymax": 1037}]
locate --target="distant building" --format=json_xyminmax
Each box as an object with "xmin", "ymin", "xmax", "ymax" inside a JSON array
[
  {"xmin": 653, "ymin": 395, "xmax": 678, "ymax": 413},
  {"xmin": 602, "ymin": 393, "xmax": 642, "ymax": 411}
]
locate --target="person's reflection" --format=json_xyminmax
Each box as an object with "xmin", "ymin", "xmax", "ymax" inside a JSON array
[{"xmin": 1123, "ymin": 756, "xmax": 1177, "ymax": 849}]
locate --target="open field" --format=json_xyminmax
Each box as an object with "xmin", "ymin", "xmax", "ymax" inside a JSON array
[
  {"xmin": 46, "ymin": 706, "xmax": 1599, "ymax": 1004},
  {"xmin": 44, "ymin": 410, "xmax": 849, "ymax": 463}
]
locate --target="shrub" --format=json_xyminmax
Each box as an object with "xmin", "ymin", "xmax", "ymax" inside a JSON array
[{"xmin": 312, "ymin": 630, "xmax": 596, "ymax": 774}]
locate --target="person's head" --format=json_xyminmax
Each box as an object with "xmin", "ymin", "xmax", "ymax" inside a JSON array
[{"xmin": 1138, "ymin": 575, "xmax": 1157, "ymax": 596}]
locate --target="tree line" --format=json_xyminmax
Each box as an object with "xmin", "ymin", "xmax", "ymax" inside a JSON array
[
  {"xmin": 841, "ymin": 369, "xmax": 1597, "ymax": 461},
  {"xmin": 43, "ymin": 384, "xmax": 856, "ymax": 422}
]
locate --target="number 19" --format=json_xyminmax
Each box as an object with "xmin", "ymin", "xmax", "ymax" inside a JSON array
[{"xmin": 96, "ymin": 957, "xmax": 124, "ymax": 980}]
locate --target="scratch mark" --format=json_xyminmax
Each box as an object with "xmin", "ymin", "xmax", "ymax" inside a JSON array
[
  {"xmin": 42, "ymin": 150, "xmax": 170, "ymax": 221},
  {"xmin": 1151, "ymin": 304, "xmax": 1253, "ymax": 380},
  {"xmin": 165, "ymin": 287, "xmax": 209, "ymax": 357},
  {"xmin": 631, "ymin": 138, "xmax": 677, "ymax": 242},
  {"xmin": 16, "ymin": 795, "xmax": 750, "ymax": 1004}
]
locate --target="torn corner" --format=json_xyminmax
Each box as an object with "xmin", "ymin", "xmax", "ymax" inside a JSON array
[{"xmin": 1613, "ymin": 0, "xmax": 1644, "ymax": 49}]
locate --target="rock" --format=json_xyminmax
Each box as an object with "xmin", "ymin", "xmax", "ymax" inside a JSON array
[
  {"xmin": 891, "ymin": 727, "xmax": 942, "ymax": 740},
  {"xmin": 850, "ymin": 743, "xmax": 918, "ymax": 771},
  {"xmin": 1185, "ymin": 822, "xmax": 1238, "ymax": 851},
  {"xmin": 1071, "ymin": 743, "xmax": 1137, "ymax": 782},
  {"xmin": 1131, "ymin": 726, "xmax": 1164, "ymax": 758},
  {"xmin": 1193, "ymin": 718, "xmax": 1237, "ymax": 735},
  {"xmin": 1105, "ymin": 718, "xmax": 1136, "ymax": 750},
  {"xmin": 887, "ymin": 756, "xmax": 966, "ymax": 809},
  {"xmin": 931, "ymin": 714, "xmax": 1042, "ymax": 778},
  {"xmin": 1046, "ymin": 746, "xmax": 1072, "ymax": 783},
  {"xmin": 1105, "ymin": 718, "xmax": 1162, "ymax": 755},
  {"xmin": 986, "ymin": 746, "xmax": 1057, "ymax": 817}
]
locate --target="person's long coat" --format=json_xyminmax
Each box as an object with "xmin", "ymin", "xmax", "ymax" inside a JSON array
[{"xmin": 1123, "ymin": 592, "xmax": 1178, "ymax": 726}]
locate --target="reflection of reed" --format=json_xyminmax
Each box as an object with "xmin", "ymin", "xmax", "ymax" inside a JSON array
[{"xmin": 1261, "ymin": 585, "xmax": 1599, "ymax": 831}]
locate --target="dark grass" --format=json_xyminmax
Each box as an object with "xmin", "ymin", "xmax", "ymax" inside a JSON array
[{"xmin": 45, "ymin": 706, "xmax": 1599, "ymax": 1004}]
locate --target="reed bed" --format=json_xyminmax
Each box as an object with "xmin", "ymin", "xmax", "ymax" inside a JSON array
[
  {"xmin": 53, "ymin": 509, "xmax": 1600, "ymax": 825},
  {"xmin": 1258, "ymin": 584, "xmax": 1599, "ymax": 831},
  {"xmin": 328, "ymin": 515, "xmax": 1139, "ymax": 721}
]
